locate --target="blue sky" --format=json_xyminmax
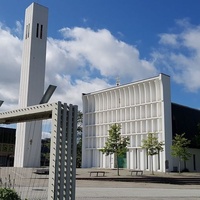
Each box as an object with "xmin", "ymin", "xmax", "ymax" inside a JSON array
[{"xmin": 1, "ymin": 0, "xmax": 200, "ymax": 112}]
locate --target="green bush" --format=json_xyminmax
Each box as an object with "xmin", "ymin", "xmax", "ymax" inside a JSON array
[{"xmin": 0, "ymin": 188, "xmax": 21, "ymax": 200}]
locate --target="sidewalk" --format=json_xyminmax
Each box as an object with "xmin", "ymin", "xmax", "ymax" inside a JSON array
[{"xmin": 76, "ymin": 168, "xmax": 200, "ymax": 185}]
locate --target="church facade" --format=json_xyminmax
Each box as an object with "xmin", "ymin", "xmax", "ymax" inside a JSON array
[{"xmin": 82, "ymin": 74, "xmax": 200, "ymax": 172}]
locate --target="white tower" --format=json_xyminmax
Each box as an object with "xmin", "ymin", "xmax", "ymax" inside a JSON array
[{"xmin": 14, "ymin": 3, "xmax": 48, "ymax": 167}]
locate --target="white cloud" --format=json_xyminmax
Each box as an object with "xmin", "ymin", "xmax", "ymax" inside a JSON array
[
  {"xmin": 0, "ymin": 23, "xmax": 22, "ymax": 111},
  {"xmin": 13, "ymin": 21, "xmax": 23, "ymax": 38},
  {"xmin": 49, "ymin": 75, "xmax": 111, "ymax": 110},
  {"xmin": 0, "ymin": 22, "xmax": 158, "ymax": 112},
  {"xmin": 2, "ymin": 18, "xmax": 200, "ymax": 112},
  {"xmin": 154, "ymin": 20, "xmax": 200, "ymax": 92},
  {"xmin": 59, "ymin": 27, "xmax": 158, "ymax": 82},
  {"xmin": 159, "ymin": 33, "xmax": 178, "ymax": 46}
]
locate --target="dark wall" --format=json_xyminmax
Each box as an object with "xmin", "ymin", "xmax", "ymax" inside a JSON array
[
  {"xmin": 0, "ymin": 127, "xmax": 50, "ymax": 166},
  {"xmin": 0, "ymin": 127, "xmax": 15, "ymax": 144},
  {"xmin": 171, "ymin": 103, "xmax": 200, "ymax": 148}
]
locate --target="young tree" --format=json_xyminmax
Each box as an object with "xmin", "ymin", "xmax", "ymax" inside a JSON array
[
  {"xmin": 76, "ymin": 110, "xmax": 83, "ymax": 168},
  {"xmin": 100, "ymin": 124, "xmax": 129, "ymax": 176},
  {"xmin": 76, "ymin": 137, "xmax": 82, "ymax": 168},
  {"xmin": 171, "ymin": 133, "xmax": 191, "ymax": 173},
  {"xmin": 77, "ymin": 110, "xmax": 83, "ymax": 135},
  {"xmin": 141, "ymin": 132, "xmax": 164, "ymax": 175},
  {"xmin": 41, "ymin": 138, "xmax": 50, "ymax": 166}
]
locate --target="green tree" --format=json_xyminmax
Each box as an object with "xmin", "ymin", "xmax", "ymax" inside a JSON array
[
  {"xmin": 100, "ymin": 123, "xmax": 129, "ymax": 176},
  {"xmin": 76, "ymin": 111, "xmax": 83, "ymax": 168},
  {"xmin": 76, "ymin": 137, "xmax": 82, "ymax": 168},
  {"xmin": 0, "ymin": 188, "xmax": 21, "ymax": 200},
  {"xmin": 141, "ymin": 132, "xmax": 164, "ymax": 175},
  {"xmin": 41, "ymin": 138, "xmax": 50, "ymax": 166},
  {"xmin": 171, "ymin": 133, "xmax": 191, "ymax": 173},
  {"xmin": 40, "ymin": 110, "xmax": 83, "ymax": 168},
  {"xmin": 77, "ymin": 110, "xmax": 83, "ymax": 135}
]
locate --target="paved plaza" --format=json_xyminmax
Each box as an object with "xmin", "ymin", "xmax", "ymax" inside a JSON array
[
  {"xmin": 0, "ymin": 167, "xmax": 200, "ymax": 199},
  {"xmin": 76, "ymin": 180, "xmax": 200, "ymax": 200}
]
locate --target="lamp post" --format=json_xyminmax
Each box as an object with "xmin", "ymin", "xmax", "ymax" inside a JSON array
[
  {"xmin": 40, "ymin": 85, "xmax": 57, "ymax": 104},
  {"xmin": 0, "ymin": 100, "xmax": 4, "ymax": 107}
]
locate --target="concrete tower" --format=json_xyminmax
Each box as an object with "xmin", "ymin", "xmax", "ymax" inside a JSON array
[{"xmin": 14, "ymin": 3, "xmax": 48, "ymax": 167}]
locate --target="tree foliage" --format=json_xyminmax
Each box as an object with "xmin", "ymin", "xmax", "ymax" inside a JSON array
[
  {"xmin": 100, "ymin": 123, "xmax": 129, "ymax": 175},
  {"xmin": 76, "ymin": 110, "xmax": 83, "ymax": 168},
  {"xmin": 40, "ymin": 110, "xmax": 83, "ymax": 168},
  {"xmin": 41, "ymin": 138, "xmax": 50, "ymax": 166},
  {"xmin": 141, "ymin": 132, "xmax": 164, "ymax": 174},
  {"xmin": 76, "ymin": 137, "xmax": 82, "ymax": 168},
  {"xmin": 77, "ymin": 110, "xmax": 83, "ymax": 134},
  {"xmin": 171, "ymin": 133, "xmax": 191, "ymax": 173},
  {"xmin": 142, "ymin": 133, "xmax": 164, "ymax": 156}
]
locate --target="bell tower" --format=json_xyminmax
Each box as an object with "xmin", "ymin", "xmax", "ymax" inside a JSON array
[{"xmin": 14, "ymin": 3, "xmax": 48, "ymax": 167}]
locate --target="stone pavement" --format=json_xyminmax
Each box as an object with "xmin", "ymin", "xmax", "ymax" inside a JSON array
[{"xmin": 75, "ymin": 168, "xmax": 200, "ymax": 200}]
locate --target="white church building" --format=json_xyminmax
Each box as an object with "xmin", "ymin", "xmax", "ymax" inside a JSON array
[{"xmin": 82, "ymin": 73, "xmax": 200, "ymax": 172}]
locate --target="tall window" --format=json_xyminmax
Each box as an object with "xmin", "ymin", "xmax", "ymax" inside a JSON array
[
  {"xmin": 36, "ymin": 23, "xmax": 39, "ymax": 38},
  {"xmin": 40, "ymin": 25, "xmax": 43, "ymax": 39},
  {"xmin": 36, "ymin": 23, "xmax": 43, "ymax": 39},
  {"xmin": 25, "ymin": 23, "xmax": 30, "ymax": 39}
]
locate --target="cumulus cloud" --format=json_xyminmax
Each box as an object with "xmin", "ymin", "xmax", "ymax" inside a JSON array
[
  {"xmin": 13, "ymin": 21, "xmax": 23, "ymax": 38},
  {"xmin": 2, "ymin": 18, "xmax": 200, "ymax": 113},
  {"xmin": 0, "ymin": 21, "xmax": 158, "ymax": 112},
  {"xmin": 49, "ymin": 75, "xmax": 111, "ymax": 110},
  {"xmin": 154, "ymin": 19, "xmax": 200, "ymax": 92},
  {"xmin": 159, "ymin": 33, "xmax": 179, "ymax": 47},
  {"xmin": 0, "ymin": 23, "xmax": 22, "ymax": 111},
  {"xmin": 58, "ymin": 27, "xmax": 158, "ymax": 82}
]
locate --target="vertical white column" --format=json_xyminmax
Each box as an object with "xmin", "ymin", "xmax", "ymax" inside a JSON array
[
  {"xmin": 48, "ymin": 102, "xmax": 78, "ymax": 200},
  {"xmin": 160, "ymin": 74, "xmax": 172, "ymax": 172}
]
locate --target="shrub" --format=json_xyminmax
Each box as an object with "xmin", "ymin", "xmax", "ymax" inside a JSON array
[{"xmin": 0, "ymin": 188, "xmax": 21, "ymax": 200}]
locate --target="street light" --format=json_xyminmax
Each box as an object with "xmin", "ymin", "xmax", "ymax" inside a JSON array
[
  {"xmin": 40, "ymin": 85, "xmax": 57, "ymax": 104},
  {"xmin": 0, "ymin": 100, "xmax": 4, "ymax": 107}
]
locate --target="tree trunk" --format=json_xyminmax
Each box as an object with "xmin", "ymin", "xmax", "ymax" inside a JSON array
[
  {"xmin": 117, "ymin": 154, "xmax": 120, "ymax": 176},
  {"xmin": 151, "ymin": 156, "xmax": 154, "ymax": 175}
]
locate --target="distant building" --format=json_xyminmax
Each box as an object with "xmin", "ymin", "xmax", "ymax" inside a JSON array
[
  {"xmin": 0, "ymin": 127, "xmax": 50, "ymax": 167},
  {"xmin": 172, "ymin": 103, "xmax": 200, "ymax": 171},
  {"xmin": 82, "ymin": 74, "xmax": 200, "ymax": 172},
  {"xmin": 0, "ymin": 127, "xmax": 15, "ymax": 166}
]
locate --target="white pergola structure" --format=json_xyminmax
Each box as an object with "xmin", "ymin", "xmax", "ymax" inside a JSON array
[{"xmin": 0, "ymin": 101, "xmax": 78, "ymax": 200}]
